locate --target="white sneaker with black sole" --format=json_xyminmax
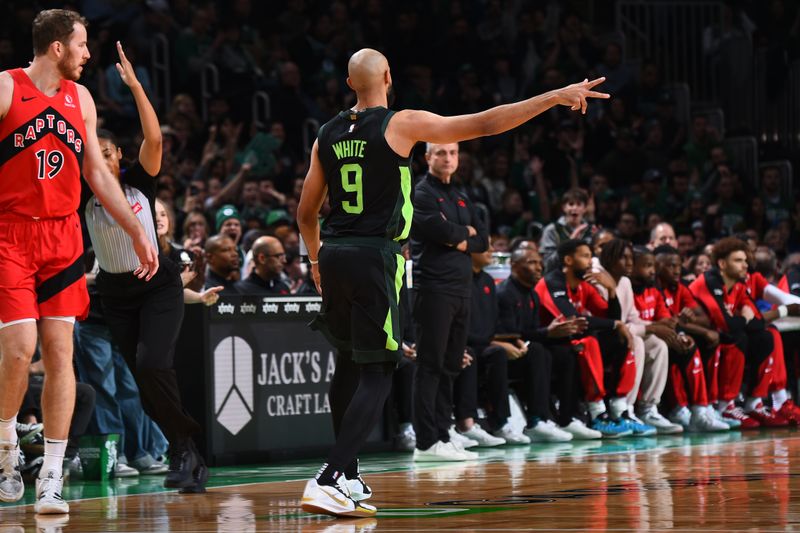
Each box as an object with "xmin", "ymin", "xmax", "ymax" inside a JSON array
[
  {"xmin": 459, "ymin": 425, "xmax": 505, "ymax": 447},
  {"xmin": 0, "ymin": 441, "xmax": 24, "ymax": 503},
  {"xmin": 34, "ymin": 470, "xmax": 69, "ymax": 514},
  {"xmin": 301, "ymin": 477, "xmax": 376, "ymax": 517}
]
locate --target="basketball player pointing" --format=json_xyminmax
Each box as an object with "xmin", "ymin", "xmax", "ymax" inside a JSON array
[
  {"xmin": 0, "ymin": 10, "xmax": 158, "ymax": 514},
  {"xmin": 297, "ymin": 47, "xmax": 608, "ymax": 517}
]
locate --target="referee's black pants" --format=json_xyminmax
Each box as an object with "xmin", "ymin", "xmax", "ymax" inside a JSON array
[
  {"xmin": 97, "ymin": 261, "xmax": 201, "ymax": 446},
  {"xmin": 412, "ymin": 290, "xmax": 469, "ymax": 451}
]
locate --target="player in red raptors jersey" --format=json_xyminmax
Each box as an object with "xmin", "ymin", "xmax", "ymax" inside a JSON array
[
  {"xmin": 535, "ymin": 239, "xmax": 638, "ymax": 437},
  {"xmin": 689, "ymin": 238, "xmax": 788, "ymax": 429},
  {"xmin": 741, "ymin": 251, "xmax": 800, "ymax": 424},
  {"xmin": 0, "ymin": 10, "xmax": 158, "ymax": 515},
  {"xmin": 640, "ymin": 246, "xmax": 730, "ymax": 432}
]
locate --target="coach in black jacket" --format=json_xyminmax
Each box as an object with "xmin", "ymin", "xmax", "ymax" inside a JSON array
[{"xmin": 410, "ymin": 142, "xmax": 489, "ymax": 456}]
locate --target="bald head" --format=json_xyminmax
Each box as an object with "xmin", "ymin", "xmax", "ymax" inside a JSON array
[
  {"xmin": 347, "ymin": 48, "xmax": 390, "ymax": 94},
  {"xmin": 252, "ymin": 236, "xmax": 282, "ymax": 258}
]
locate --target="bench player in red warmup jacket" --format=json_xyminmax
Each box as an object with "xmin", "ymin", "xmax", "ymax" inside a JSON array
[
  {"xmin": 635, "ymin": 246, "xmax": 730, "ymax": 432},
  {"xmin": 689, "ymin": 238, "xmax": 788, "ymax": 429},
  {"xmin": 535, "ymin": 239, "xmax": 642, "ymax": 437},
  {"xmin": 0, "ymin": 10, "xmax": 158, "ymax": 515}
]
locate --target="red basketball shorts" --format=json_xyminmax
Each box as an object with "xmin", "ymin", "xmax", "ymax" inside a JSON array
[{"xmin": 0, "ymin": 212, "xmax": 89, "ymax": 324}]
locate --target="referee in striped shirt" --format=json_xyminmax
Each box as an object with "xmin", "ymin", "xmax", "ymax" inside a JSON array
[{"xmin": 83, "ymin": 43, "xmax": 205, "ymax": 493}]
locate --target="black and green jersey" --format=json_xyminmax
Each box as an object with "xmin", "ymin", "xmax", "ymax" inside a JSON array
[{"xmin": 317, "ymin": 107, "xmax": 413, "ymax": 242}]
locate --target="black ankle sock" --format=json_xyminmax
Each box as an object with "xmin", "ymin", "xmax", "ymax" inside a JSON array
[{"xmin": 316, "ymin": 463, "xmax": 342, "ymax": 486}]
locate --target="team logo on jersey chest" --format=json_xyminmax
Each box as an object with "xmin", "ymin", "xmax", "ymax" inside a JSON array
[
  {"xmin": 12, "ymin": 112, "xmax": 83, "ymax": 153},
  {"xmin": 64, "ymin": 94, "xmax": 76, "ymax": 108}
]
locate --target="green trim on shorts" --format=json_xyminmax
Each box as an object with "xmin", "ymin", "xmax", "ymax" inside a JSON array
[{"xmin": 379, "ymin": 251, "xmax": 405, "ymax": 354}]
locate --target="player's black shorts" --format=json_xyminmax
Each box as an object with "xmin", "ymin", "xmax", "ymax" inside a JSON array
[{"xmin": 310, "ymin": 237, "xmax": 404, "ymax": 364}]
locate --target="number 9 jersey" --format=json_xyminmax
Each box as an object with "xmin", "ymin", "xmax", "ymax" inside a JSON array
[
  {"xmin": 317, "ymin": 107, "xmax": 413, "ymax": 242},
  {"xmin": 0, "ymin": 69, "xmax": 86, "ymax": 219}
]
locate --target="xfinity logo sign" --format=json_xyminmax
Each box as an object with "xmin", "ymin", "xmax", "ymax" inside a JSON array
[{"xmin": 214, "ymin": 336, "xmax": 254, "ymax": 436}]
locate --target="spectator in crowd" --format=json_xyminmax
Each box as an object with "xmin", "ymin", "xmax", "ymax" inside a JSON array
[
  {"xmin": 234, "ymin": 236, "xmax": 290, "ymax": 295},
  {"xmin": 204, "ymin": 235, "xmax": 241, "ymax": 293},
  {"xmin": 540, "ymin": 188, "xmax": 594, "ymax": 272},
  {"xmin": 649, "ymin": 222, "xmax": 678, "ymax": 250}
]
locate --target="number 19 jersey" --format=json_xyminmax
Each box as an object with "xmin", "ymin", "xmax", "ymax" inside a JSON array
[
  {"xmin": 0, "ymin": 68, "xmax": 86, "ymax": 218},
  {"xmin": 317, "ymin": 107, "xmax": 413, "ymax": 242}
]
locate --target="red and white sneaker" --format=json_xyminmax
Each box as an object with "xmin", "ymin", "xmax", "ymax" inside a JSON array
[
  {"xmin": 722, "ymin": 405, "xmax": 760, "ymax": 430},
  {"xmin": 777, "ymin": 400, "xmax": 800, "ymax": 425},
  {"xmin": 746, "ymin": 402, "xmax": 789, "ymax": 428}
]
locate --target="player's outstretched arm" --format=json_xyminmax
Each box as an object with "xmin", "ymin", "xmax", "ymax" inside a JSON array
[
  {"xmin": 115, "ymin": 41, "xmax": 162, "ymax": 175},
  {"xmin": 79, "ymin": 84, "xmax": 159, "ymax": 280},
  {"xmin": 297, "ymin": 140, "xmax": 328, "ymax": 294},
  {"xmin": 385, "ymin": 77, "xmax": 609, "ymax": 156}
]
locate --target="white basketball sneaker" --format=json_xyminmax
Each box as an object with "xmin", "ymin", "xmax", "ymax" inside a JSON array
[
  {"xmin": 525, "ymin": 420, "xmax": 573, "ymax": 442},
  {"xmin": 448, "ymin": 427, "xmax": 479, "ymax": 449},
  {"xmin": 459, "ymin": 425, "xmax": 505, "ymax": 447},
  {"xmin": 301, "ymin": 477, "xmax": 376, "ymax": 517},
  {"xmin": 493, "ymin": 423, "xmax": 531, "ymax": 444},
  {"xmin": 0, "ymin": 441, "xmax": 24, "ymax": 503},
  {"xmin": 345, "ymin": 474, "xmax": 372, "ymax": 501},
  {"xmin": 562, "ymin": 419, "xmax": 602, "ymax": 440},
  {"xmin": 34, "ymin": 470, "xmax": 69, "ymax": 514}
]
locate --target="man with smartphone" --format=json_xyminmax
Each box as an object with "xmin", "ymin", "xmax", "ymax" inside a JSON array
[{"xmin": 497, "ymin": 247, "xmax": 601, "ymax": 440}]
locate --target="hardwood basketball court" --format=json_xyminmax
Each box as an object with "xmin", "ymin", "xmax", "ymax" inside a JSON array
[{"xmin": 1, "ymin": 430, "xmax": 798, "ymax": 531}]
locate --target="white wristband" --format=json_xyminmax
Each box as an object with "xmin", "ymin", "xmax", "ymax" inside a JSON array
[
  {"xmin": 778, "ymin": 305, "xmax": 789, "ymax": 318},
  {"xmin": 308, "ymin": 258, "xmax": 319, "ymax": 265}
]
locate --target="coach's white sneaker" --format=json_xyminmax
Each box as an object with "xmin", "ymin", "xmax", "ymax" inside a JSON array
[
  {"xmin": 493, "ymin": 423, "xmax": 531, "ymax": 444},
  {"xmin": 459, "ymin": 425, "xmax": 505, "ymax": 447},
  {"xmin": 448, "ymin": 427, "xmax": 478, "ymax": 449},
  {"xmin": 413, "ymin": 441, "xmax": 477, "ymax": 461},
  {"xmin": 525, "ymin": 420, "xmax": 573, "ymax": 442},
  {"xmin": 639, "ymin": 405, "xmax": 684, "ymax": 434},
  {"xmin": 34, "ymin": 470, "xmax": 69, "ymax": 514},
  {"xmin": 0, "ymin": 441, "xmax": 24, "ymax": 503},
  {"xmin": 301, "ymin": 478, "xmax": 376, "ymax": 517},
  {"xmin": 562, "ymin": 419, "xmax": 602, "ymax": 440}
]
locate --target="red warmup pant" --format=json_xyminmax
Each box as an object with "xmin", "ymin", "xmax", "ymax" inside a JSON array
[
  {"xmin": 574, "ymin": 335, "xmax": 635, "ymax": 402},
  {"xmin": 769, "ymin": 327, "xmax": 787, "ymax": 392},
  {"xmin": 669, "ymin": 349, "xmax": 709, "ymax": 407},
  {"xmin": 717, "ymin": 342, "xmax": 773, "ymax": 402}
]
